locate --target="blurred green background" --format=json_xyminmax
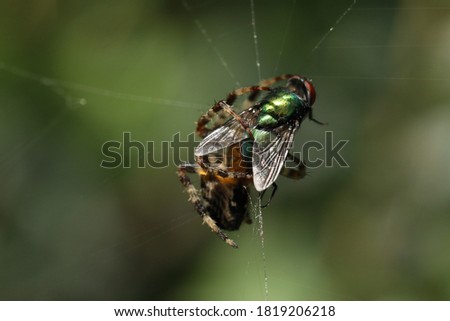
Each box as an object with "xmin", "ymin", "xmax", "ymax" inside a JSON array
[{"xmin": 1, "ymin": 0, "xmax": 449, "ymax": 300}]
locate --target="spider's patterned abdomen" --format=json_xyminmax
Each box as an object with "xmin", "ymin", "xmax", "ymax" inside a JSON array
[
  {"xmin": 200, "ymin": 174, "xmax": 250, "ymax": 230},
  {"xmin": 198, "ymin": 141, "xmax": 253, "ymax": 230}
]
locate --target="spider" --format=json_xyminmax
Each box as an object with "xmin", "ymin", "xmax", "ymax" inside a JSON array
[{"xmin": 178, "ymin": 74, "xmax": 322, "ymax": 248}]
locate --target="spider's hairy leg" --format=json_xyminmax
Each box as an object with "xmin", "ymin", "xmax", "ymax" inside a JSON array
[
  {"xmin": 258, "ymin": 74, "xmax": 298, "ymax": 87},
  {"xmin": 195, "ymin": 107, "xmax": 230, "ymax": 139},
  {"xmin": 196, "ymin": 85, "xmax": 272, "ymax": 138},
  {"xmin": 177, "ymin": 163, "xmax": 238, "ymax": 248},
  {"xmin": 280, "ymin": 152, "xmax": 307, "ymax": 180},
  {"xmin": 224, "ymin": 85, "xmax": 271, "ymax": 105},
  {"xmin": 213, "ymin": 168, "xmax": 252, "ymax": 180}
]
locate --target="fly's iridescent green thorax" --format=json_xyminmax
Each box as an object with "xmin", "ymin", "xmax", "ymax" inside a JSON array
[{"xmin": 257, "ymin": 88, "xmax": 306, "ymax": 128}]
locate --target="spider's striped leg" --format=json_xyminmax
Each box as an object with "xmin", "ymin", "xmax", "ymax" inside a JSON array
[
  {"xmin": 195, "ymin": 108, "xmax": 229, "ymax": 139},
  {"xmin": 258, "ymin": 74, "xmax": 299, "ymax": 87},
  {"xmin": 177, "ymin": 163, "xmax": 238, "ymax": 248},
  {"xmin": 207, "ymin": 166, "xmax": 253, "ymax": 180},
  {"xmin": 280, "ymin": 152, "xmax": 307, "ymax": 180},
  {"xmin": 196, "ymin": 85, "xmax": 272, "ymax": 138}
]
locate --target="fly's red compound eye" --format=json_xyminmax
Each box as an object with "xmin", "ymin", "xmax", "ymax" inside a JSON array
[{"xmin": 303, "ymin": 79, "xmax": 316, "ymax": 106}]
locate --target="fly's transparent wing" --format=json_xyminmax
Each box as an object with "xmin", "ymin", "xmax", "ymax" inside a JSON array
[
  {"xmin": 195, "ymin": 120, "xmax": 247, "ymax": 156},
  {"xmin": 195, "ymin": 107, "xmax": 259, "ymax": 156},
  {"xmin": 252, "ymin": 123, "xmax": 299, "ymax": 192}
]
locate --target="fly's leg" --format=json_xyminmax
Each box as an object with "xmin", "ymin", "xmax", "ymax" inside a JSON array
[
  {"xmin": 259, "ymin": 183, "xmax": 278, "ymax": 208},
  {"xmin": 177, "ymin": 163, "xmax": 238, "ymax": 248},
  {"xmin": 308, "ymin": 112, "xmax": 327, "ymax": 125}
]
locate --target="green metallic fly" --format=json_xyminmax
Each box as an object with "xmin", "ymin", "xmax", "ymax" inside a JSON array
[{"xmin": 178, "ymin": 74, "xmax": 322, "ymax": 248}]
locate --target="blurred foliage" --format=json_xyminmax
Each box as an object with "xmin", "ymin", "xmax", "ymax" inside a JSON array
[{"xmin": 0, "ymin": 0, "xmax": 449, "ymax": 300}]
